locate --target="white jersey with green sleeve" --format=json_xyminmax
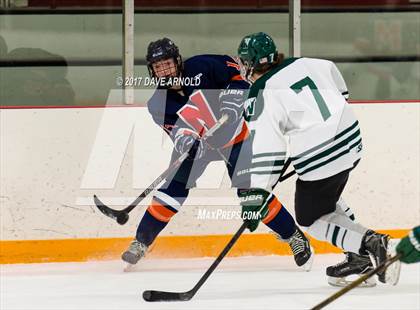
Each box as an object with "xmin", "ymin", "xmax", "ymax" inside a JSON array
[{"xmin": 245, "ymin": 57, "xmax": 362, "ymax": 188}]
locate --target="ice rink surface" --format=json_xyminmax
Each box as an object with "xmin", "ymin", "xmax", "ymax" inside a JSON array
[{"xmin": 1, "ymin": 254, "xmax": 419, "ymax": 310}]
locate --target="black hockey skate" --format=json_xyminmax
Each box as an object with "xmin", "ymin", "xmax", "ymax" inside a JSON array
[
  {"xmin": 275, "ymin": 227, "xmax": 313, "ymax": 271},
  {"xmin": 326, "ymin": 252, "xmax": 376, "ymax": 287},
  {"xmin": 122, "ymin": 239, "xmax": 148, "ymax": 271},
  {"xmin": 361, "ymin": 230, "xmax": 401, "ymax": 285}
]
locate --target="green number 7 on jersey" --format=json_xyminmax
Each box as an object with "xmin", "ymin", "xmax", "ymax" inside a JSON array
[{"xmin": 290, "ymin": 76, "xmax": 331, "ymax": 121}]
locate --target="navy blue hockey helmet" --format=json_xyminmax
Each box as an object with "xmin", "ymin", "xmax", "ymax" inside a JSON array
[{"xmin": 146, "ymin": 37, "xmax": 183, "ymax": 79}]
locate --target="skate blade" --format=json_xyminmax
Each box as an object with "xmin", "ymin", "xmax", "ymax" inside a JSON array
[
  {"xmin": 385, "ymin": 239, "xmax": 401, "ymax": 286},
  {"xmin": 328, "ymin": 275, "xmax": 376, "ymax": 288},
  {"xmin": 123, "ymin": 263, "xmax": 137, "ymax": 272},
  {"xmin": 301, "ymin": 246, "xmax": 314, "ymax": 272}
]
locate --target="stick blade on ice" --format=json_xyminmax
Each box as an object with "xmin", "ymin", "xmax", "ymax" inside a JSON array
[{"xmin": 142, "ymin": 290, "xmax": 192, "ymax": 302}]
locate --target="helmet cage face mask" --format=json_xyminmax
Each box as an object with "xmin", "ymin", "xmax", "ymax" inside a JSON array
[
  {"xmin": 239, "ymin": 57, "xmax": 254, "ymax": 82},
  {"xmin": 148, "ymin": 56, "xmax": 182, "ymax": 79},
  {"xmin": 146, "ymin": 38, "xmax": 183, "ymax": 87}
]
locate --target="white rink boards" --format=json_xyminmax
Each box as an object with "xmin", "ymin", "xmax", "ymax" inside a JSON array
[{"xmin": 1, "ymin": 102, "xmax": 419, "ymax": 241}]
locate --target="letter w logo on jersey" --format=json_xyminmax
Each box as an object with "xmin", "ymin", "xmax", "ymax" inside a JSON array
[{"xmin": 177, "ymin": 90, "xmax": 217, "ymax": 136}]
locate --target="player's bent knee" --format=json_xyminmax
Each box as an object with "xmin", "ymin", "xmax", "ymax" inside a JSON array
[
  {"xmin": 296, "ymin": 212, "xmax": 317, "ymax": 227},
  {"xmin": 147, "ymin": 200, "xmax": 177, "ymax": 223},
  {"xmin": 295, "ymin": 199, "xmax": 337, "ymax": 227},
  {"xmin": 296, "ymin": 207, "xmax": 335, "ymax": 227}
]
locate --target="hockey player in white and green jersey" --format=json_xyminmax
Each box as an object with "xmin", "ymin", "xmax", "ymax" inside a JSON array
[{"xmin": 236, "ymin": 32, "xmax": 401, "ymax": 286}]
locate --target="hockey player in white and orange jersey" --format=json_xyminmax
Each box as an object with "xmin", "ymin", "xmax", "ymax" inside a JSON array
[{"xmin": 236, "ymin": 32, "xmax": 401, "ymax": 287}]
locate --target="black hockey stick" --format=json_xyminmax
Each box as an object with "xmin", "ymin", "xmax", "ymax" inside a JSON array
[
  {"xmin": 93, "ymin": 114, "xmax": 229, "ymax": 225},
  {"xmin": 142, "ymin": 159, "xmax": 295, "ymax": 302},
  {"xmin": 143, "ymin": 221, "xmax": 248, "ymax": 302},
  {"xmin": 311, "ymin": 253, "xmax": 402, "ymax": 310}
]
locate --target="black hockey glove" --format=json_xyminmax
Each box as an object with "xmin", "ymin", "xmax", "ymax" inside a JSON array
[
  {"xmin": 219, "ymin": 89, "xmax": 246, "ymax": 123},
  {"xmin": 174, "ymin": 133, "xmax": 206, "ymax": 160}
]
